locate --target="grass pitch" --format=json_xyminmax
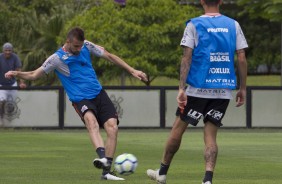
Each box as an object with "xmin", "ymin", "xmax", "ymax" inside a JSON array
[{"xmin": 0, "ymin": 129, "xmax": 281, "ymax": 184}]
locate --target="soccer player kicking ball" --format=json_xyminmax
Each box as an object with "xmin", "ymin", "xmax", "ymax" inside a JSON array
[
  {"xmin": 147, "ymin": 0, "xmax": 248, "ymax": 183},
  {"xmin": 5, "ymin": 27, "xmax": 148, "ymax": 181}
]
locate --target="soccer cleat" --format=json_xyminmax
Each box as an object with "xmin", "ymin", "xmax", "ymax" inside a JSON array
[
  {"xmin": 202, "ymin": 181, "xmax": 212, "ymax": 184},
  {"xmin": 101, "ymin": 172, "xmax": 125, "ymax": 180},
  {"xmin": 147, "ymin": 169, "xmax": 166, "ymax": 184},
  {"xmin": 93, "ymin": 157, "xmax": 110, "ymax": 169}
]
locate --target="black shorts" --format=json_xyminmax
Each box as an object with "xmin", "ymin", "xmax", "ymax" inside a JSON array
[
  {"xmin": 72, "ymin": 89, "xmax": 119, "ymax": 128},
  {"xmin": 176, "ymin": 96, "xmax": 230, "ymax": 127}
]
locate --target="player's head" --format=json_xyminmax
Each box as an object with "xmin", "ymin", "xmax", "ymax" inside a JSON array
[
  {"xmin": 2, "ymin": 42, "xmax": 13, "ymax": 59},
  {"xmin": 66, "ymin": 27, "xmax": 85, "ymax": 55},
  {"xmin": 201, "ymin": 0, "xmax": 221, "ymax": 6}
]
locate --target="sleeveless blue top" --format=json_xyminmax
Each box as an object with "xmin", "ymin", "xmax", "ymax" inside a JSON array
[
  {"xmin": 55, "ymin": 44, "xmax": 102, "ymax": 102},
  {"xmin": 187, "ymin": 15, "xmax": 237, "ymax": 89}
]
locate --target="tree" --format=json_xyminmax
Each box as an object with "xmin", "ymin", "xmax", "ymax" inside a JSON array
[
  {"xmin": 237, "ymin": 0, "xmax": 282, "ymax": 22},
  {"xmin": 237, "ymin": 0, "xmax": 282, "ymax": 82},
  {"xmin": 63, "ymin": 0, "xmax": 200, "ymax": 86},
  {"xmin": 1, "ymin": 0, "xmax": 98, "ymax": 86}
]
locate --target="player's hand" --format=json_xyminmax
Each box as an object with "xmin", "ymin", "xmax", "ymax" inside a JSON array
[
  {"xmin": 235, "ymin": 89, "xmax": 246, "ymax": 107},
  {"xmin": 131, "ymin": 69, "xmax": 148, "ymax": 82},
  {"xmin": 5, "ymin": 71, "xmax": 17, "ymax": 79},
  {"xmin": 177, "ymin": 89, "xmax": 187, "ymax": 113}
]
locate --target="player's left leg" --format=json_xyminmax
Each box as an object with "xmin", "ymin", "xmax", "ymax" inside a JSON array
[
  {"xmin": 92, "ymin": 89, "xmax": 120, "ymax": 172},
  {"xmin": 103, "ymin": 118, "xmax": 118, "ymax": 168},
  {"xmin": 202, "ymin": 121, "xmax": 218, "ymax": 184},
  {"xmin": 202, "ymin": 98, "xmax": 229, "ymax": 184},
  {"xmin": 100, "ymin": 118, "xmax": 124, "ymax": 180}
]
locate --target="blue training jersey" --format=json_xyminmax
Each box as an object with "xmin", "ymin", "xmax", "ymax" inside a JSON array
[
  {"xmin": 55, "ymin": 44, "xmax": 102, "ymax": 102},
  {"xmin": 187, "ymin": 15, "xmax": 237, "ymax": 89}
]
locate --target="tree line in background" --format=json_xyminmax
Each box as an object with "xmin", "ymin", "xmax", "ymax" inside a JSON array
[{"xmin": 0, "ymin": 0, "xmax": 281, "ymax": 86}]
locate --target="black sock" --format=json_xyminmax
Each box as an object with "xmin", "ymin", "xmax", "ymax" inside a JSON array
[
  {"xmin": 203, "ymin": 171, "xmax": 213, "ymax": 183},
  {"xmin": 159, "ymin": 163, "xmax": 170, "ymax": 175},
  {"xmin": 102, "ymin": 157, "xmax": 113, "ymax": 175},
  {"xmin": 96, "ymin": 147, "xmax": 105, "ymax": 158},
  {"xmin": 106, "ymin": 157, "xmax": 113, "ymax": 166}
]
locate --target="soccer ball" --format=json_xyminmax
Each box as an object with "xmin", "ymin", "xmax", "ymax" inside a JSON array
[{"xmin": 114, "ymin": 153, "xmax": 138, "ymax": 175}]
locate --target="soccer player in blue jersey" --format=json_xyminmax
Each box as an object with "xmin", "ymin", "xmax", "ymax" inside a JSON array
[
  {"xmin": 5, "ymin": 27, "xmax": 148, "ymax": 181},
  {"xmin": 147, "ymin": 0, "xmax": 248, "ymax": 183}
]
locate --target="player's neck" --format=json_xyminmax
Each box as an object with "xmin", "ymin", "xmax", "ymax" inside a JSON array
[
  {"xmin": 205, "ymin": 12, "xmax": 221, "ymax": 16},
  {"xmin": 62, "ymin": 44, "xmax": 69, "ymax": 52},
  {"xmin": 204, "ymin": 6, "xmax": 220, "ymax": 14}
]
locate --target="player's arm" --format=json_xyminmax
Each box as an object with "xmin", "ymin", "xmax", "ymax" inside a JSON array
[
  {"xmin": 101, "ymin": 50, "xmax": 148, "ymax": 82},
  {"xmin": 237, "ymin": 49, "xmax": 247, "ymax": 89},
  {"xmin": 234, "ymin": 21, "xmax": 248, "ymax": 107},
  {"xmin": 6, "ymin": 54, "xmax": 58, "ymax": 82},
  {"xmin": 5, "ymin": 67, "xmax": 45, "ymax": 81},
  {"xmin": 235, "ymin": 49, "xmax": 247, "ymax": 107},
  {"xmin": 177, "ymin": 46, "xmax": 193, "ymax": 110},
  {"xmin": 179, "ymin": 46, "xmax": 192, "ymax": 91},
  {"xmin": 85, "ymin": 40, "xmax": 148, "ymax": 82}
]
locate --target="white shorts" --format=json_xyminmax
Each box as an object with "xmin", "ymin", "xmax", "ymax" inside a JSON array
[{"xmin": 0, "ymin": 82, "xmax": 18, "ymax": 101}]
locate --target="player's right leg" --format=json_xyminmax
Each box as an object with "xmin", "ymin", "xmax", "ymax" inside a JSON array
[
  {"xmin": 162, "ymin": 117, "xmax": 188, "ymax": 164},
  {"xmin": 82, "ymin": 111, "xmax": 109, "ymax": 169},
  {"xmin": 147, "ymin": 117, "xmax": 188, "ymax": 184},
  {"xmin": 147, "ymin": 169, "xmax": 166, "ymax": 184}
]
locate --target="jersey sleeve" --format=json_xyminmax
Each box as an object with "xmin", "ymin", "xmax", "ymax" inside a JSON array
[
  {"xmin": 180, "ymin": 22, "xmax": 197, "ymax": 49},
  {"xmin": 41, "ymin": 54, "xmax": 61, "ymax": 74},
  {"xmin": 84, "ymin": 40, "xmax": 105, "ymax": 57},
  {"xmin": 235, "ymin": 21, "xmax": 248, "ymax": 50}
]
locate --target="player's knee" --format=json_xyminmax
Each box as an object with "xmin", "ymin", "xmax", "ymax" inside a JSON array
[
  {"xmin": 105, "ymin": 119, "xmax": 118, "ymax": 133},
  {"xmin": 85, "ymin": 119, "xmax": 99, "ymax": 131}
]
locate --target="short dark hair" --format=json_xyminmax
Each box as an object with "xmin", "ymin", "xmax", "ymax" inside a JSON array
[
  {"xmin": 204, "ymin": 0, "xmax": 220, "ymax": 6},
  {"xmin": 67, "ymin": 27, "xmax": 85, "ymax": 41}
]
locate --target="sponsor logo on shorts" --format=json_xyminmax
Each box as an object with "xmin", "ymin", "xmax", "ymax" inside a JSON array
[
  {"xmin": 81, "ymin": 105, "xmax": 88, "ymax": 113},
  {"xmin": 187, "ymin": 109, "xmax": 203, "ymax": 120},
  {"xmin": 207, "ymin": 109, "xmax": 223, "ymax": 120}
]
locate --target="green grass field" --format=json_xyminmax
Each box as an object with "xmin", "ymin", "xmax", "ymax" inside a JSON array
[{"xmin": 0, "ymin": 129, "xmax": 281, "ymax": 184}]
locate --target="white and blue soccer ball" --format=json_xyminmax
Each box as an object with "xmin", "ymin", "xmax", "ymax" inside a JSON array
[{"xmin": 114, "ymin": 153, "xmax": 138, "ymax": 175}]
